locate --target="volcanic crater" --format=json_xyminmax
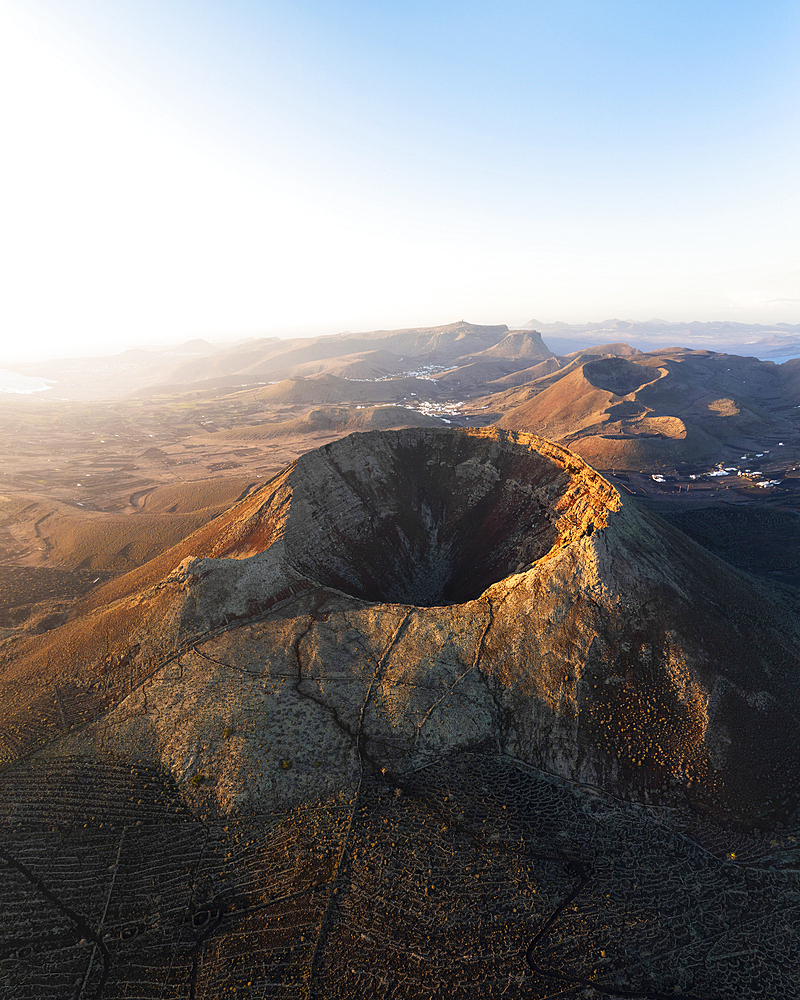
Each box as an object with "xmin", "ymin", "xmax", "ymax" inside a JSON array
[
  {"xmin": 2, "ymin": 428, "xmax": 800, "ymax": 998},
  {"xmin": 5, "ymin": 427, "xmax": 800, "ymax": 833},
  {"xmin": 280, "ymin": 429, "xmax": 598, "ymax": 606}
]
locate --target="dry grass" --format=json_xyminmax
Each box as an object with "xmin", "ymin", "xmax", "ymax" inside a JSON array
[{"xmin": 139, "ymin": 475, "xmax": 258, "ymax": 513}]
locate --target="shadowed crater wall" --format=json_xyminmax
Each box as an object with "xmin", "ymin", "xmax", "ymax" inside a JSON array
[
  {"xmin": 284, "ymin": 431, "xmax": 572, "ymax": 605},
  {"xmin": 582, "ymin": 356, "xmax": 657, "ymax": 395}
]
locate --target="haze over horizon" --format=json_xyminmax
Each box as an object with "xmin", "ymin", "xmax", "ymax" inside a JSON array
[
  {"xmin": 6, "ymin": 315, "xmax": 800, "ymax": 370},
  {"xmin": 2, "ymin": 1, "xmax": 799, "ymax": 361}
]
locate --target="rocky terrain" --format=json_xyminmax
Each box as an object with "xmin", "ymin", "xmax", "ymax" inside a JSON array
[
  {"xmin": 497, "ymin": 350, "xmax": 800, "ymax": 470},
  {"xmin": 1, "ymin": 427, "xmax": 799, "ymax": 998}
]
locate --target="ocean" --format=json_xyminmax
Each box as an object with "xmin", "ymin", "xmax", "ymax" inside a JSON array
[
  {"xmin": 0, "ymin": 370, "xmax": 56, "ymax": 394},
  {"xmin": 761, "ymin": 354, "xmax": 800, "ymax": 366}
]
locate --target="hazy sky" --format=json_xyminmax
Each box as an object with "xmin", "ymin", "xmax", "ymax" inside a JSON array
[{"xmin": 2, "ymin": 0, "xmax": 799, "ymax": 360}]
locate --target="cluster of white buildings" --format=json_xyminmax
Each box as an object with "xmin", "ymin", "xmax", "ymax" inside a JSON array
[{"xmin": 679, "ymin": 454, "xmax": 784, "ymax": 489}]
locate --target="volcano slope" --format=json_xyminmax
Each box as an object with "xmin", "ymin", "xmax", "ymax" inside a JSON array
[
  {"xmin": 497, "ymin": 350, "xmax": 800, "ymax": 470},
  {"xmin": 1, "ymin": 427, "xmax": 799, "ymax": 999}
]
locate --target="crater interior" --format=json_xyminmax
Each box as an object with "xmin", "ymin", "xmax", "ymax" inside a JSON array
[
  {"xmin": 583, "ymin": 356, "xmax": 656, "ymax": 395},
  {"xmin": 284, "ymin": 429, "xmax": 589, "ymax": 606}
]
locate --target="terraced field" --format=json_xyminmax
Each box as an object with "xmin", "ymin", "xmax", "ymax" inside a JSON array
[{"xmin": 1, "ymin": 751, "xmax": 797, "ymax": 998}]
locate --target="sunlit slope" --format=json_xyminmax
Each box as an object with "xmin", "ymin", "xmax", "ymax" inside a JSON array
[
  {"xmin": 500, "ymin": 352, "xmax": 799, "ymax": 468},
  {"xmin": 3, "ymin": 427, "xmax": 799, "ymax": 828},
  {"xmin": 157, "ymin": 321, "xmax": 515, "ymax": 388},
  {"xmin": 0, "ymin": 476, "xmax": 259, "ymax": 572},
  {"xmin": 215, "ymin": 405, "xmax": 446, "ymax": 441},
  {"xmin": 252, "ymin": 374, "xmax": 440, "ymax": 405}
]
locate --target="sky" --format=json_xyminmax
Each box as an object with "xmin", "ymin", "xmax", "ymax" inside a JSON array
[{"xmin": 1, "ymin": 0, "xmax": 799, "ymax": 361}]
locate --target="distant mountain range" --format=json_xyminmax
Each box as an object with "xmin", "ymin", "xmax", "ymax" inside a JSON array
[
  {"xmin": 8, "ymin": 319, "xmax": 800, "ymax": 471},
  {"xmin": 8, "ymin": 321, "xmax": 552, "ymax": 399},
  {"xmin": 522, "ymin": 318, "xmax": 800, "ymax": 357}
]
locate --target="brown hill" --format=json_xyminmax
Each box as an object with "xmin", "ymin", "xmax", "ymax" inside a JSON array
[
  {"xmin": 485, "ymin": 356, "xmax": 565, "ymax": 389},
  {"xmin": 137, "ymin": 476, "xmax": 260, "ymax": 514},
  {"xmin": 254, "ymin": 373, "xmax": 440, "ymax": 405},
  {"xmin": 4, "ymin": 426, "xmax": 798, "ymax": 827},
  {"xmin": 156, "ymin": 321, "xmax": 512, "ymax": 390},
  {"xmin": 472, "ymin": 329, "xmax": 553, "ymax": 361},
  {"xmin": 563, "ymin": 341, "xmax": 643, "ymax": 358},
  {"xmin": 285, "ymin": 349, "xmax": 410, "ymax": 380},
  {"xmin": 216, "ymin": 405, "xmax": 446, "ymax": 440},
  {"xmin": 500, "ymin": 359, "xmax": 660, "ymax": 437},
  {"xmin": 0, "ymin": 479, "xmax": 257, "ymax": 573},
  {"xmin": 779, "ymin": 356, "xmax": 800, "ymax": 395},
  {"xmin": 347, "ymin": 320, "xmax": 510, "ymax": 356},
  {"xmin": 2, "ymin": 427, "xmax": 799, "ymax": 997},
  {"xmin": 490, "ymin": 350, "xmax": 637, "ymax": 402},
  {"xmin": 430, "ymin": 359, "xmax": 534, "ymax": 388},
  {"xmin": 500, "ymin": 351, "xmax": 800, "ymax": 469}
]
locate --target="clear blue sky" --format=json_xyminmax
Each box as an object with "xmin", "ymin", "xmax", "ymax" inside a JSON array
[{"xmin": 2, "ymin": 0, "xmax": 799, "ymax": 359}]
